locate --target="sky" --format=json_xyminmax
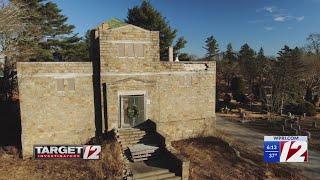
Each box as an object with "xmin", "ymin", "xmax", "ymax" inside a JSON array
[{"xmin": 51, "ymin": 0, "xmax": 320, "ymax": 57}]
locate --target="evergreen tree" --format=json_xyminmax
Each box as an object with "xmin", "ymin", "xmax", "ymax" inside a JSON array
[
  {"xmin": 257, "ymin": 47, "xmax": 266, "ymax": 61},
  {"xmin": 11, "ymin": 0, "xmax": 88, "ymax": 61},
  {"xmin": 275, "ymin": 45, "xmax": 306, "ymax": 103},
  {"xmin": 238, "ymin": 43, "xmax": 255, "ymax": 61},
  {"xmin": 238, "ymin": 43, "xmax": 256, "ymax": 88},
  {"xmin": 126, "ymin": 1, "xmax": 186, "ymax": 60},
  {"xmin": 3, "ymin": 0, "xmax": 43, "ymax": 61},
  {"xmin": 305, "ymin": 87, "xmax": 313, "ymax": 103},
  {"xmin": 225, "ymin": 43, "xmax": 236, "ymax": 61},
  {"xmin": 203, "ymin": 35, "xmax": 219, "ymax": 60}
]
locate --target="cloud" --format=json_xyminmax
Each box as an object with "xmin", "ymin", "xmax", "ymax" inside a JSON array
[
  {"xmin": 273, "ymin": 15, "xmax": 304, "ymax": 22},
  {"xmin": 256, "ymin": 6, "xmax": 276, "ymax": 13},
  {"xmin": 265, "ymin": 27, "xmax": 274, "ymax": 31},
  {"xmin": 274, "ymin": 16, "xmax": 287, "ymax": 22},
  {"xmin": 296, "ymin": 16, "xmax": 304, "ymax": 22},
  {"xmin": 264, "ymin": 6, "xmax": 275, "ymax": 13}
]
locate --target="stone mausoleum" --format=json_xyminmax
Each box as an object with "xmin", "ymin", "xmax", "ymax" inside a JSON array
[{"xmin": 17, "ymin": 19, "xmax": 216, "ymax": 158}]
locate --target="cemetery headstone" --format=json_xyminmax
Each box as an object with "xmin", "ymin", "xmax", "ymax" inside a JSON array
[
  {"xmin": 305, "ymin": 131, "xmax": 311, "ymax": 139},
  {"xmin": 297, "ymin": 125, "xmax": 301, "ymax": 131}
]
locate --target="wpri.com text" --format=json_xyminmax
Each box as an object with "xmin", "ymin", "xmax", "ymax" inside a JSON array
[{"xmin": 34, "ymin": 145, "xmax": 101, "ymax": 159}]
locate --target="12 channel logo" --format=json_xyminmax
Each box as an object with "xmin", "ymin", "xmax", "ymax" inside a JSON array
[{"xmin": 264, "ymin": 136, "xmax": 308, "ymax": 163}]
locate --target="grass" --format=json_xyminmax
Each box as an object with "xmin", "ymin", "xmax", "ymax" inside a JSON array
[
  {"xmin": 0, "ymin": 138, "xmax": 125, "ymax": 180},
  {"xmin": 172, "ymin": 136, "xmax": 305, "ymax": 180}
]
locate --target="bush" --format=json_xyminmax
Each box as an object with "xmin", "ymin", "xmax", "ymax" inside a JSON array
[
  {"xmin": 234, "ymin": 93, "xmax": 250, "ymax": 104},
  {"xmin": 313, "ymin": 95, "xmax": 319, "ymax": 106},
  {"xmin": 284, "ymin": 101, "xmax": 316, "ymax": 116},
  {"xmin": 297, "ymin": 101, "xmax": 316, "ymax": 116},
  {"xmin": 223, "ymin": 94, "xmax": 231, "ymax": 104},
  {"xmin": 230, "ymin": 76, "xmax": 245, "ymax": 97},
  {"xmin": 305, "ymin": 88, "xmax": 313, "ymax": 103}
]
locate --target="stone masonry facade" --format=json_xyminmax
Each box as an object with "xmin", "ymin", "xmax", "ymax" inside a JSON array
[{"xmin": 17, "ymin": 20, "xmax": 216, "ymax": 157}]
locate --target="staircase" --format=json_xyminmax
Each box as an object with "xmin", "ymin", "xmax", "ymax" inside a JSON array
[
  {"xmin": 116, "ymin": 128, "xmax": 160, "ymax": 162},
  {"xmin": 116, "ymin": 128, "xmax": 182, "ymax": 180},
  {"xmin": 133, "ymin": 169, "xmax": 181, "ymax": 180}
]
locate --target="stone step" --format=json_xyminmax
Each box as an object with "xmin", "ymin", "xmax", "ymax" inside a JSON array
[
  {"xmin": 131, "ymin": 149, "xmax": 158, "ymax": 156},
  {"xmin": 162, "ymin": 176, "xmax": 181, "ymax": 180},
  {"xmin": 117, "ymin": 131, "xmax": 146, "ymax": 137},
  {"xmin": 132, "ymin": 150, "xmax": 159, "ymax": 158},
  {"xmin": 120, "ymin": 140, "xmax": 141, "ymax": 146},
  {"xmin": 117, "ymin": 135, "xmax": 147, "ymax": 142},
  {"xmin": 117, "ymin": 128, "xmax": 145, "ymax": 134},
  {"xmin": 130, "ymin": 144, "xmax": 159, "ymax": 152},
  {"xmin": 132, "ymin": 154, "xmax": 159, "ymax": 162},
  {"xmin": 133, "ymin": 169, "xmax": 169, "ymax": 179},
  {"xmin": 135, "ymin": 171, "xmax": 177, "ymax": 180},
  {"xmin": 120, "ymin": 138, "xmax": 157, "ymax": 148}
]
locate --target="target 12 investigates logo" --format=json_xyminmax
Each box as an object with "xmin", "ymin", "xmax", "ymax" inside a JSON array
[
  {"xmin": 34, "ymin": 145, "xmax": 101, "ymax": 159},
  {"xmin": 264, "ymin": 136, "xmax": 308, "ymax": 163}
]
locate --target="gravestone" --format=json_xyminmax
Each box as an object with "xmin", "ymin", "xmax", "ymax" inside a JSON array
[
  {"xmin": 240, "ymin": 112, "xmax": 246, "ymax": 120},
  {"xmin": 305, "ymin": 131, "xmax": 311, "ymax": 139},
  {"xmin": 312, "ymin": 121, "xmax": 317, "ymax": 128}
]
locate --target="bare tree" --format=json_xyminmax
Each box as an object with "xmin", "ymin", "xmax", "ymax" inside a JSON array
[
  {"xmin": 0, "ymin": 0, "xmax": 42, "ymax": 61},
  {"xmin": 306, "ymin": 33, "xmax": 320, "ymax": 57},
  {"xmin": 301, "ymin": 54, "xmax": 320, "ymax": 102},
  {"xmin": 0, "ymin": 1, "xmax": 42, "ymax": 100}
]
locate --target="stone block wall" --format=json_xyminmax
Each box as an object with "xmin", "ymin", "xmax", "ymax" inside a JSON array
[
  {"xmin": 97, "ymin": 25, "xmax": 160, "ymax": 72},
  {"xmin": 101, "ymin": 61, "xmax": 216, "ymax": 141},
  {"xmin": 17, "ymin": 62, "xmax": 95, "ymax": 157}
]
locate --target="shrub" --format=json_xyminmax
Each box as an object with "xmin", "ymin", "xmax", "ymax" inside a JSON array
[
  {"xmin": 223, "ymin": 94, "xmax": 231, "ymax": 104},
  {"xmin": 305, "ymin": 88, "xmax": 313, "ymax": 103},
  {"xmin": 230, "ymin": 76, "xmax": 245, "ymax": 97},
  {"xmin": 284, "ymin": 101, "xmax": 316, "ymax": 116},
  {"xmin": 312, "ymin": 95, "xmax": 319, "ymax": 106},
  {"xmin": 297, "ymin": 101, "xmax": 316, "ymax": 116},
  {"xmin": 234, "ymin": 93, "xmax": 250, "ymax": 104}
]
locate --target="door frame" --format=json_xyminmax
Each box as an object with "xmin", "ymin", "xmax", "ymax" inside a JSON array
[{"xmin": 118, "ymin": 90, "xmax": 147, "ymax": 128}]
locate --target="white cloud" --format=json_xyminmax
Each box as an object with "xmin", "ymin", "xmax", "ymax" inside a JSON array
[
  {"xmin": 296, "ymin": 16, "xmax": 304, "ymax": 22},
  {"xmin": 264, "ymin": 6, "xmax": 275, "ymax": 13},
  {"xmin": 265, "ymin": 27, "xmax": 274, "ymax": 31},
  {"xmin": 274, "ymin": 16, "xmax": 287, "ymax": 22}
]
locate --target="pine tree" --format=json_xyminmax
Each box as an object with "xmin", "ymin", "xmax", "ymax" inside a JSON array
[
  {"xmin": 257, "ymin": 47, "xmax": 266, "ymax": 61},
  {"xmin": 238, "ymin": 43, "xmax": 255, "ymax": 61},
  {"xmin": 126, "ymin": 1, "xmax": 186, "ymax": 60},
  {"xmin": 203, "ymin": 35, "xmax": 219, "ymax": 60},
  {"xmin": 11, "ymin": 0, "xmax": 87, "ymax": 61},
  {"xmin": 225, "ymin": 43, "xmax": 235, "ymax": 61},
  {"xmin": 276, "ymin": 45, "xmax": 306, "ymax": 103}
]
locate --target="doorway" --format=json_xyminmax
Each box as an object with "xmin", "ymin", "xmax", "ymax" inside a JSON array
[{"xmin": 120, "ymin": 95, "xmax": 145, "ymax": 128}]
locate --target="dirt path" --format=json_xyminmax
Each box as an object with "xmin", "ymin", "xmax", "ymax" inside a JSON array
[{"xmin": 216, "ymin": 115, "xmax": 320, "ymax": 180}]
